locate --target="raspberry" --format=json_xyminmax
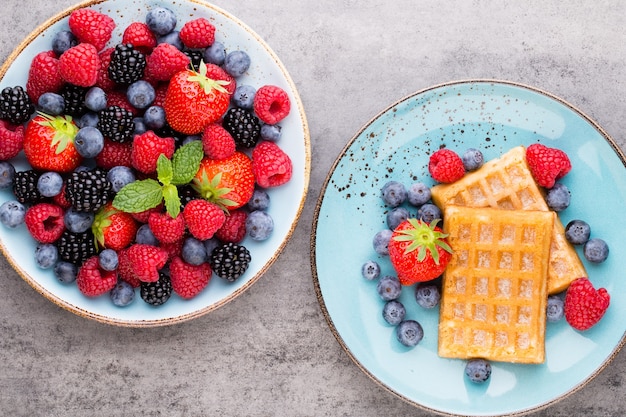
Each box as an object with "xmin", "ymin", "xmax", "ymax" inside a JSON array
[
  {"xmin": 204, "ymin": 63, "xmax": 236, "ymax": 96},
  {"xmin": 428, "ymin": 149, "xmax": 465, "ymax": 183},
  {"xmin": 130, "ymin": 204, "xmax": 163, "ymax": 224},
  {"xmin": 0, "ymin": 120, "xmax": 24, "ymax": 160},
  {"xmin": 122, "ymin": 22, "xmax": 157, "ymax": 54},
  {"xmin": 169, "ymin": 256, "xmax": 212, "ymax": 299},
  {"xmin": 215, "ymin": 209, "xmax": 247, "ymax": 243},
  {"xmin": 152, "ymin": 83, "xmax": 169, "ymax": 107},
  {"xmin": 148, "ymin": 211, "xmax": 186, "ymax": 243},
  {"xmin": 251, "ymin": 141, "xmax": 293, "ymax": 188},
  {"xmin": 68, "ymin": 8, "xmax": 116, "ymax": 51},
  {"xmin": 131, "ymin": 131, "xmax": 176, "ymax": 174},
  {"xmin": 125, "ymin": 243, "xmax": 169, "ymax": 283},
  {"xmin": 26, "ymin": 51, "xmax": 63, "ymax": 103},
  {"xmin": 96, "ymin": 47, "xmax": 116, "ymax": 91},
  {"xmin": 59, "ymin": 43, "xmax": 100, "ymax": 87},
  {"xmin": 105, "ymin": 90, "xmax": 139, "ymax": 116},
  {"xmin": 253, "ymin": 85, "xmax": 291, "ymax": 125},
  {"xmin": 564, "ymin": 277, "xmax": 610, "ymax": 331},
  {"xmin": 24, "ymin": 203, "xmax": 65, "ymax": 244},
  {"xmin": 95, "ymin": 139, "xmax": 133, "ymax": 169},
  {"xmin": 525, "ymin": 143, "xmax": 572, "ymax": 188},
  {"xmin": 179, "ymin": 17, "xmax": 216, "ymax": 49},
  {"xmin": 159, "ymin": 238, "xmax": 184, "ymax": 261},
  {"xmin": 202, "ymin": 123, "xmax": 236, "ymax": 160},
  {"xmin": 145, "ymin": 43, "xmax": 190, "ymax": 82},
  {"xmin": 76, "ymin": 256, "xmax": 118, "ymax": 297},
  {"xmin": 117, "ymin": 248, "xmax": 141, "ymax": 288},
  {"xmin": 182, "ymin": 199, "xmax": 226, "ymax": 240}
]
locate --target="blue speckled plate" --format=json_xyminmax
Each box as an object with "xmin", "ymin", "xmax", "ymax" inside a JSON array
[{"xmin": 312, "ymin": 80, "xmax": 626, "ymax": 416}]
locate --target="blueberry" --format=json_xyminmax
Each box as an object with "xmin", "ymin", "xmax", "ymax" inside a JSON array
[
  {"xmin": 84, "ymin": 87, "xmax": 107, "ymax": 112},
  {"xmin": 361, "ymin": 260, "xmax": 381, "ymax": 281},
  {"xmin": 107, "ymin": 166, "xmax": 136, "ymax": 193},
  {"xmin": 415, "ymin": 283, "xmax": 441, "ymax": 308},
  {"xmin": 182, "ymin": 237, "xmax": 207, "ymax": 265},
  {"xmin": 132, "ymin": 117, "xmax": 147, "ymax": 136},
  {"xmin": 110, "ymin": 281, "xmax": 135, "ymax": 307},
  {"xmin": 78, "ymin": 112, "xmax": 99, "ymax": 128},
  {"xmin": 382, "ymin": 300, "xmax": 406, "ymax": 325},
  {"xmin": 38, "ymin": 92, "xmax": 65, "ymax": 115},
  {"xmin": 246, "ymin": 210, "xmax": 274, "ymax": 241},
  {"xmin": 136, "ymin": 223, "xmax": 158, "ymax": 246},
  {"xmin": 418, "ymin": 203, "xmax": 442, "ymax": 224},
  {"xmin": 260, "ymin": 124, "xmax": 282, "ymax": 142},
  {"xmin": 372, "ymin": 229, "xmax": 393, "ymax": 256},
  {"xmin": 564, "ymin": 219, "xmax": 591, "ymax": 245},
  {"xmin": 127, "ymin": 80, "xmax": 155, "ymax": 109},
  {"xmin": 203, "ymin": 41, "xmax": 226, "ymax": 65},
  {"xmin": 223, "ymin": 50, "xmax": 251, "ymax": 77},
  {"xmin": 203, "ymin": 237, "xmax": 220, "ymax": 257},
  {"xmin": 462, "ymin": 148, "xmax": 484, "ymax": 171},
  {"xmin": 37, "ymin": 171, "xmax": 64, "ymax": 197},
  {"xmin": 99, "ymin": 249, "xmax": 119, "ymax": 271},
  {"xmin": 143, "ymin": 105, "xmax": 166, "ymax": 130},
  {"xmin": 34, "ymin": 243, "xmax": 58, "ymax": 269},
  {"xmin": 231, "ymin": 85, "xmax": 256, "ymax": 109},
  {"xmin": 381, "ymin": 181, "xmax": 407, "ymax": 207},
  {"xmin": 407, "ymin": 182, "xmax": 431, "ymax": 206},
  {"xmin": 465, "ymin": 359, "xmax": 492, "ymax": 383},
  {"xmin": 0, "ymin": 200, "xmax": 25, "ymax": 228},
  {"xmin": 376, "ymin": 275, "xmax": 402, "ymax": 301},
  {"xmin": 64, "ymin": 208, "xmax": 94, "ymax": 233},
  {"xmin": 146, "ymin": 7, "xmax": 177, "ymax": 36},
  {"xmin": 545, "ymin": 183, "xmax": 570, "ymax": 212},
  {"xmin": 583, "ymin": 238, "xmax": 609, "ymax": 263},
  {"xmin": 74, "ymin": 126, "xmax": 104, "ymax": 158},
  {"xmin": 386, "ymin": 207, "xmax": 410, "ymax": 231},
  {"xmin": 546, "ymin": 295, "xmax": 564, "ymax": 322},
  {"xmin": 247, "ymin": 189, "xmax": 270, "ymax": 211},
  {"xmin": 52, "ymin": 30, "xmax": 77, "ymax": 56},
  {"xmin": 396, "ymin": 320, "xmax": 424, "ymax": 347},
  {"xmin": 157, "ymin": 31, "xmax": 183, "ymax": 50},
  {"xmin": 54, "ymin": 261, "xmax": 77, "ymax": 284},
  {"xmin": 182, "ymin": 135, "xmax": 201, "ymax": 146},
  {"xmin": 0, "ymin": 161, "xmax": 15, "ymax": 189}
]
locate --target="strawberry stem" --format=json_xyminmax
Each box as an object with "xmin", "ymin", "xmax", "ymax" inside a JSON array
[{"xmin": 393, "ymin": 218, "xmax": 452, "ymax": 265}]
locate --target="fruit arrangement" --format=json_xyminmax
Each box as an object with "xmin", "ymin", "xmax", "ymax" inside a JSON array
[{"xmin": 0, "ymin": 6, "xmax": 296, "ymax": 309}]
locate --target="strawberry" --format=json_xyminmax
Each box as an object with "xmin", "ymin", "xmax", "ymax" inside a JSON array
[
  {"xmin": 253, "ymin": 85, "xmax": 291, "ymax": 125},
  {"xmin": 169, "ymin": 256, "xmax": 212, "ymax": 299},
  {"xmin": 24, "ymin": 203, "xmax": 65, "ymax": 243},
  {"xmin": 388, "ymin": 219, "xmax": 453, "ymax": 285},
  {"xmin": 179, "ymin": 17, "xmax": 216, "ymax": 49},
  {"xmin": 215, "ymin": 209, "xmax": 248, "ymax": 243},
  {"xmin": 26, "ymin": 51, "xmax": 63, "ymax": 102},
  {"xmin": 95, "ymin": 138, "xmax": 133, "ymax": 169},
  {"xmin": 131, "ymin": 130, "xmax": 176, "ymax": 174},
  {"xmin": 23, "ymin": 114, "xmax": 82, "ymax": 173},
  {"xmin": 58, "ymin": 43, "xmax": 100, "ymax": 87},
  {"xmin": 164, "ymin": 61, "xmax": 231, "ymax": 134},
  {"xmin": 182, "ymin": 198, "xmax": 226, "ymax": 240},
  {"xmin": 202, "ymin": 123, "xmax": 236, "ymax": 160},
  {"xmin": 124, "ymin": 243, "xmax": 169, "ymax": 283},
  {"xmin": 428, "ymin": 149, "xmax": 465, "ymax": 183},
  {"xmin": 148, "ymin": 211, "xmax": 186, "ymax": 243},
  {"xmin": 96, "ymin": 47, "xmax": 116, "ymax": 92},
  {"xmin": 145, "ymin": 43, "xmax": 190, "ymax": 82},
  {"xmin": 76, "ymin": 256, "xmax": 118, "ymax": 297},
  {"xmin": 525, "ymin": 143, "xmax": 572, "ymax": 188},
  {"xmin": 0, "ymin": 120, "xmax": 24, "ymax": 160},
  {"xmin": 68, "ymin": 8, "xmax": 116, "ymax": 51},
  {"xmin": 122, "ymin": 22, "xmax": 157, "ymax": 54},
  {"xmin": 92, "ymin": 203, "xmax": 138, "ymax": 251},
  {"xmin": 564, "ymin": 277, "xmax": 610, "ymax": 331},
  {"xmin": 251, "ymin": 141, "xmax": 293, "ymax": 188},
  {"xmin": 192, "ymin": 152, "xmax": 255, "ymax": 210}
]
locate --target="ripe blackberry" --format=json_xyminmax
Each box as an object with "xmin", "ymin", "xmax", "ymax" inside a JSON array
[
  {"xmin": 108, "ymin": 43, "xmax": 146, "ymax": 85},
  {"xmin": 13, "ymin": 170, "xmax": 43, "ymax": 204},
  {"xmin": 0, "ymin": 86, "xmax": 34, "ymax": 124},
  {"xmin": 56, "ymin": 230, "xmax": 98, "ymax": 265},
  {"xmin": 209, "ymin": 242, "xmax": 251, "ymax": 282},
  {"xmin": 178, "ymin": 185, "xmax": 198, "ymax": 209},
  {"xmin": 97, "ymin": 106, "xmax": 135, "ymax": 143},
  {"xmin": 183, "ymin": 49, "xmax": 204, "ymax": 70},
  {"xmin": 65, "ymin": 168, "xmax": 112, "ymax": 213},
  {"xmin": 140, "ymin": 271, "xmax": 172, "ymax": 306},
  {"xmin": 222, "ymin": 107, "xmax": 261, "ymax": 148},
  {"xmin": 60, "ymin": 84, "xmax": 88, "ymax": 117}
]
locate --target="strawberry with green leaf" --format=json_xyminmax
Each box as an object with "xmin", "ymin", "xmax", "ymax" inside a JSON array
[
  {"xmin": 23, "ymin": 113, "xmax": 82, "ymax": 172},
  {"xmin": 91, "ymin": 203, "xmax": 138, "ymax": 251},
  {"xmin": 388, "ymin": 218, "xmax": 453, "ymax": 285}
]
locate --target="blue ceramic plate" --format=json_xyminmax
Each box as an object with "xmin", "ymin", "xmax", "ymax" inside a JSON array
[
  {"xmin": 0, "ymin": 0, "xmax": 310, "ymax": 326},
  {"xmin": 312, "ymin": 80, "xmax": 626, "ymax": 416}
]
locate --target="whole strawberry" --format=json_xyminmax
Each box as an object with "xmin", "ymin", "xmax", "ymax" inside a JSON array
[
  {"xmin": 388, "ymin": 218, "xmax": 453, "ymax": 285},
  {"xmin": 68, "ymin": 8, "xmax": 116, "ymax": 51},
  {"xmin": 564, "ymin": 277, "xmax": 610, "ymax": 331},
  {"xmin": 169, "ymin": 256, "xmax": 212, "ymax": 299},
  {"xmin": 91, "ymin": 203, "xmax": 138, "ymax": 251},
  {"xmin": 428, "ymin": 149, "xmax": 465, "ymax": 183},
  {"xmin": 23, "ymin": 114, "xmax": 82, "ymax": 173},
  {"xmin": 183, "ymin": 198, "xmax": 226, "ymax": 240},
  {"xmin": 76, "ymin": 256, "xmax": 118, "ymax": 297},
  {"xmin": 525, "ymin": 143, "xmax": 572, "ymax": 188}
]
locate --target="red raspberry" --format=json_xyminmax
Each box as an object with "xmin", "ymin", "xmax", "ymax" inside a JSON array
[
  {"xmin": 204, "ymin": 63, "xmax": 236, "ymax": 95},
  {"xmin": 131, "ymin": 131, "xmax": 176, "ymax": 174},
  {"xmin": 182, "ymin": 199, "xmax": 226, "ymax": 240},
  {"xmin": 117, "ymin": 248, "xmax": 140, "ymax": 287},
  {"xmin": 24, "ymin": 203, "xmax": 65, "ymax": 243},
  {"xmin": 148, "ymin": 211, "xmax": 186, "ymax": 243},
  {"xmin": 564, "ymin": 277, "xmax": 610, "ymax": 331},
  {"xmin": 145, "ymin": 43, "xmax": 190, "ymax": 82},
  {"xmin": 202, "ymin": 123, "xmax": 236, "ymax": 160},
  {"xmin": 179, "ymin": 18, "xmax": 216, "ymax": 49},
  {"xmin": 428, "ymin": 149, "xmax": 465, "ymax": 183},
  {"xmin": 152, "ymin": 83, "xmax": 169, "ymax": 107},
  {"xmin": 170, "ymin": 256, "xmax": 212, "ymax": 299},
  {"xmin": 251, "ymin": 141, "xmax": 293, "ymax": 188},
  {"xmin": 253, "ymin": 85, "xmax": 291, "ymax": 125},
  {"xmin": 76, "ymin": 256, "xmax": 118, "ymax": 297},
  {"xmin": 58, "ymin": 43, "xmax": 100, "ymax": 87},
  {"xmin": 95, "ymin": 138, "xmax": 133, "ymax": 169},
  {"xmin": 525, "ymin": 143, "xmax": 572, "ymax": 188},
  {"xmin": 124, "ymin": 243, "xmax": 169, "ymax": 283},
  {"xmin": 106, "ymin": 90, "xmax": 138, "ymax": 115},
  {"xmin": 96, "ymin": 47, "xmax": 116, "ymax": 91},
  {"xmin": 131, "ymin": 204, "xmax": 163, "ymax": 223},
  {"xmin": 215, "ymin": 209, "xmax": 248, "ymax": 243},
  {"xmin": 52, "ymin": 184, "xmax": 72, "ymax": 209},
  {"xmin": 26, "ymin": 51, "xmax": 63, "ymax": 103},
  {"xmin": 68, "ymin": 8, "xmax": 116, "ymax": 51},
  {"xmin": 122, "ymin": 22, "xmax": 157, "ymax": 54},
  {"xmin": 159, "ymin": 238, "xmax": 184, "ymax": 261},
  {"xmin": 0, "ymin": 120, "xmax": 24, "ymax": 160}
]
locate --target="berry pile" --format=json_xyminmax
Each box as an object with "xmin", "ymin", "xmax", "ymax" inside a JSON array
[{"xmin": 0, "ymin": 7, "xmax": 295, "ymax": 308}]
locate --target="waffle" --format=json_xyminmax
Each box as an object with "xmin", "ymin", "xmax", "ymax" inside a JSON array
[
  {"xmin": 438, "ymin": 205, "xmax": 554, "ymax": 364},
  {"xmin": 431, "ymin": 146, "xmax": 585, "ymax": 294}
]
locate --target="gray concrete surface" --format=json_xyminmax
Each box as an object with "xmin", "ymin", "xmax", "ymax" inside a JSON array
[{"xmin": 1, "ymin": 0, "xmax": 625, "ymax": 416}]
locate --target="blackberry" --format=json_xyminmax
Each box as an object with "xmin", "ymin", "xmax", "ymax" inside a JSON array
[
  {"xmin": 222, "ymin": 107, "xmax": 261, "ymax": 148},
  {"xmin": 0, "ymin": 86, "xmax": 34, "ymax": 124},
  {"xmin": 13, "ymin": 170, "xmax": 44, "ymax": 204},
  {"xmin": 209, "ymin": 242, "xmax": 251, "ymax": 282},
  {"xmin": 108, "ymin": 43, "xmax": 146, "ymax": 85},
  {"xmin": 97, "ymin": 106, "xmax": 135, "ymax": 143},
  {"xmin": 56, "ymin": 230, "xmax": 98, "ymax": 265},
  {"xmin": 183, "ymin": 49, "xmax": 204, "ymax": 70},
  {"xmin": 140, "ymin": 272, "xmax": 172, "ymax": 306},
  {"xmin": 60, "ymin": 84, "xmax": 88, "ymax": 117},
  {"xmin": 178, "ymin": 185, "xmax": 199, "ymax": 209},
  {"xmin": 65, "ymin": 168, "xmax": 112, "ymax": 213}
]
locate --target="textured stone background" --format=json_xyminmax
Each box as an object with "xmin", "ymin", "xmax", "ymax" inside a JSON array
[{"xmin": 1, "ymin": 1, "xmax": 625, "ymax": 416}]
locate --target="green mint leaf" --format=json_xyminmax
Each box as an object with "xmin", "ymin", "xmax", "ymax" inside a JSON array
[
  {"xmin": 112, "ymin": 179, "xmax": 164, "ymax": 213},
  {"xmin": 171, "ymin": 140, "xmax": 204, "ymax": 185},
  {"xmin": 157, "ymin": 154, "xmax": 173, "ymax": 186},
  {"xmin": 162, "ymin": 184, "xmax": 181, "ymax": 218}
]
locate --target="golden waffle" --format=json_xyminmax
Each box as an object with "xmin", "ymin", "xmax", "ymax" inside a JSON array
[
  {"xmin": 431, "ymin": 146, "xmax": 585, "ymax": 294},
  {"xmin": 438, "ymin": 205, "xmax": 554, "ymax": 364}
]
